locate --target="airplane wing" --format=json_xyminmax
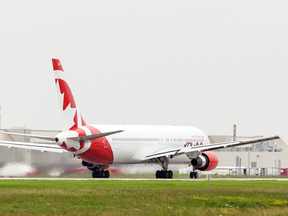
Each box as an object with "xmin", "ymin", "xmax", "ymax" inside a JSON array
[
  {"xmin": 145, "ymin": 148, "xmax": 181, "ymax": 160},
  {"xmin": 0, "ymin": 140, "xmax": 67, "ymax": 153},
  {"xmin": 144, "ymin": 135, "xmax": 280, "ymax": 160}
]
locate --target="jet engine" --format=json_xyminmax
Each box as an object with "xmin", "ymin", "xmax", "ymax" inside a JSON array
[{"xmin": 191, "ymin": 151, "xmax": 218, "ymax": 171}]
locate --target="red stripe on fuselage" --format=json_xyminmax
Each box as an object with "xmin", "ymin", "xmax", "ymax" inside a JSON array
[{"xmin": 77, "ymin": 125, "xmax": 114, "ymax": 165}]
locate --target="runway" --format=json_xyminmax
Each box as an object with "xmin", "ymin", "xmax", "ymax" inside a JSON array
[{"xmin": 1, "ymin": 177, "xmax": 288, "ymax": 181}]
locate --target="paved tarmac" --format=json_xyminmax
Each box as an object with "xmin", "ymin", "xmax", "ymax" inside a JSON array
[{"xmin": 0, "ymin": 177, "xmax": 288, "ymax": 181}]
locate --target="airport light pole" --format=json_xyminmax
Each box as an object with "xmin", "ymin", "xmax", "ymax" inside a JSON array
[
  {"xmin": 248, "ymin": 146, "xmax": 250, "ymax": 176},
  {"xmin": 233, "ymin": 125, "xmax": 236, "ymax": 152}
]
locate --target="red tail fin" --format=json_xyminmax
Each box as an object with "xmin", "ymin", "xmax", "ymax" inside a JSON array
[{"xmin": 52, "ymin": 59, "xmax": 86, "ymax": 130}]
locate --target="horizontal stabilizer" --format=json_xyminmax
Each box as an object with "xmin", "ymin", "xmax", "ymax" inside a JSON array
[
  {"xmin": 0, "ymin": 131, "xmax": 56, "ymax": 141},
  {"xmin": 68, "ymin": 130, "xmax": 124, "ymax": 142},
  {"xmin": 0, "ymin": 140, "xmax": 66, "ymax": 153}
]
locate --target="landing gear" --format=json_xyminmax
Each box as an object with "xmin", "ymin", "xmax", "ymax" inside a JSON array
[
  {"xmin": 168, "ymin": 170, "xmax": 173, "ymax": 179},
  {"xmin": 156, "ymin": 170, "xmax": 173, "ymax": 179},
  {"xmin": 92, "ymin": 169, "xmax": 110, "ymax": 178},
  {"xmin": 92, "ymin": 169, "xmax": 100, "ymax": 178},
  {"xmin": 190, "ymin": 171, "xmax": 198, "ymax": 178},
  {"xmin": 154, "ymin": 157, "xmax": 173, "ymax": 179},
  {"xmin": 105, "ymin": 170, "xmax": 110, "ymax": 178},
  {"xmin": 190, "ymin": 159, "xmax": 199, "ymax": 178},
  {"xmin": 82, "ymin": 160, "xmax": 110, "ymax": 178}
]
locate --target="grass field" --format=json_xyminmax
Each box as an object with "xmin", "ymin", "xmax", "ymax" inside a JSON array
[{"xmin": 0, "ymin": 180, "xmax": 288, "ymax": 215}]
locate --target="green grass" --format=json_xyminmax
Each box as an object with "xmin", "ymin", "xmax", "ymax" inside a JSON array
[{"xmin": 0, "ymin": 180, "xmax": 288, "ymax": 215}]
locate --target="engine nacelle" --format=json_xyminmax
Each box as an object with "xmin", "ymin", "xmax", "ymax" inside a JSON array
[{"xmin": 191, "ymin": 151, "xmax": 218, "ymax": 171}]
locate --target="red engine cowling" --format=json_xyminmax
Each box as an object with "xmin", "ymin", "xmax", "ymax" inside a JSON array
[{"xmin": 191, "ymin": 151, "xmax": 218, "ymax": 171}]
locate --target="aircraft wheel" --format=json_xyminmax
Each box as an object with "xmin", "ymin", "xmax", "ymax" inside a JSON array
[
  {"xmin": 156, "ymin": 170, "xmax": 161, "ymax": 178},
  {"xmin": 100, "ymin": 170, "xmax": 105, "ymax": 178},
  {"xmin": 92, "ymin": 170, "xmax": 99, "ymax": 178},
  {"xmin": 105, "ymin": 170, "xmax": 110, "ymax": 178},
  {"xmin": 194, "ymin": 172, "xmax": 198, "ymax": 178},
  {"xmin": 168, "ymin": 170, "xmax": 173, "ymax": 179},
  {"xmin": 190, "ymin": 172, "xmax": 194, "ymax": 178},
  {"xmin": 163, "ymin": 170, "xmax": 169, "ymax": 178}
]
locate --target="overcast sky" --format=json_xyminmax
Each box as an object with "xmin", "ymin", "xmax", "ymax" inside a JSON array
[{"xmin": 0, "ymin": 1, "xmax": 288, "ymax": 142}]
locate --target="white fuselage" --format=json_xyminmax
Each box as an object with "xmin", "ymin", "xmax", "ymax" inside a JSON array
[{"xmin": 91, "ymin": 124, "xmax": 210, "ymax": 165}]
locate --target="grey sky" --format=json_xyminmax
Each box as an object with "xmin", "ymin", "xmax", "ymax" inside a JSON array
[{"xmin": 1, "ymin": 1, "xmax": 288, "ymax": 142}]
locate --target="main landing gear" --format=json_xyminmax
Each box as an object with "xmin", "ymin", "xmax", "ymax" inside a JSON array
[
  {"xmin": 156, "ymin": 170, "xmax": 173, "ymax": 179},
  {"xmin": 154, "ymin": 157, "xmax": 173, "ymax": 179},
  {"xmin": 190, "ymin": 160, "xmax": 198, "ymax": 179},
  {"xmin": 92, "ymin": 169, "xmax": 110, "ymax": 178},
  {"xmin": 82, "ymin": 160, "xmax": 110, "ymax": 178}
]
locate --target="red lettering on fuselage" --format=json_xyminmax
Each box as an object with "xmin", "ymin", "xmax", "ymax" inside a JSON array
[{"xmin": 184, "ymin": 142, "xmax": 203, "ymax": 147}]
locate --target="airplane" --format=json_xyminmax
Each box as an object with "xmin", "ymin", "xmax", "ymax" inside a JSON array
[{"xmin": 0, "ymin": 59, "xmax": 280, "ymax": 179}]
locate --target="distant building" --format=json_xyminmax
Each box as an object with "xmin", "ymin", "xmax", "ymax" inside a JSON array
[{"xmin": 209, "ymin": 135, "xmax": 287, "ymax": 175}]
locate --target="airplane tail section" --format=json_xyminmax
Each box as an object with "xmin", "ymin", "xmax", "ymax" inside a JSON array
[{"xmin": 52, "ymin": 59, "xmax": 86, "ymax": 131}]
